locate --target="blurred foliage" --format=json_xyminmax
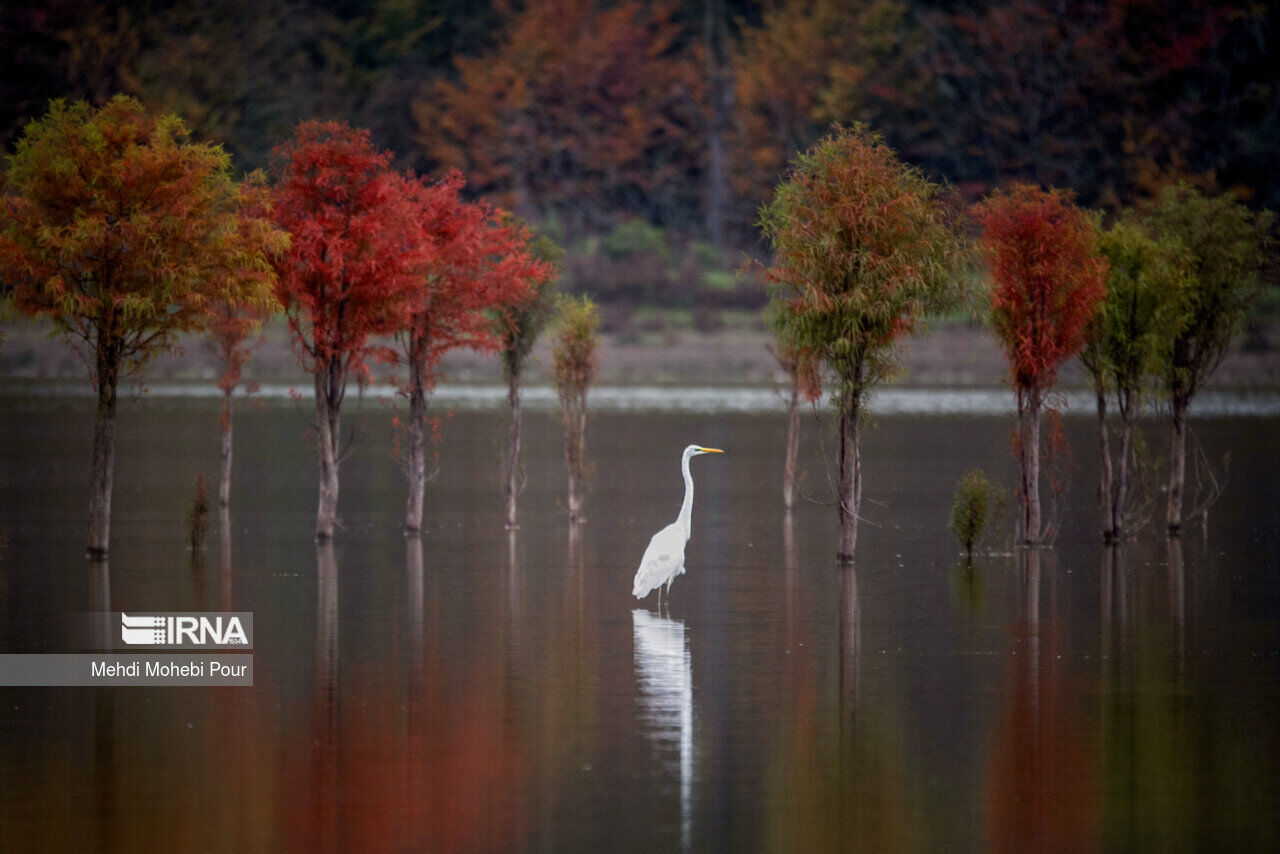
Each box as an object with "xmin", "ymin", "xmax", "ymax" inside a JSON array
[{"xmin": 2, "ymin": 0, "xmax": 1276, "ymax": 331}]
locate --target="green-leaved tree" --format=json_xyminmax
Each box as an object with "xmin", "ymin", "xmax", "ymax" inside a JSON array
[
  {"xmin": 1141, "ymin": 185, "xmax": 1274, "ymax": 534},
  {"xmin": 1083, "ymin": 216, "xmax": 1192, "ymax": 541}
]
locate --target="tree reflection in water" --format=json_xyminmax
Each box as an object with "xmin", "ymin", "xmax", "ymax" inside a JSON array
[
  {"xmin": 282, "ymin": 541, "xmax": 529, "ymax": 853},
  {"xmin": 986, "ymin": 548, "xmax": 1100, "ymax": 852}
]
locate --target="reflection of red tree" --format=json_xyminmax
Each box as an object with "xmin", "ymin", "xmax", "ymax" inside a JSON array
[
  {"xmin": 285, "ymin": 667, "xmax": 527, "ymax": 853},
  {"xmin": 986, "ymin": 621, "xmax": 1100, "ymax": 853}
]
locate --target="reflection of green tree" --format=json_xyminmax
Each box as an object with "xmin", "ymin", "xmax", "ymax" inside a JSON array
[
  {"xmin": 1100, "ymin": 542, "xmax": 1277, "ymax": 851},
  {"xmin": 948, "ymin": 560, "xmax": 987, "ymax": 618},
  {"xmin": 763, "ymin": 562, "xmax": 921, "ymax": 851},
  {"xmin": 763, "ymin": 698, "xmax": 922, "ymax": 852}
]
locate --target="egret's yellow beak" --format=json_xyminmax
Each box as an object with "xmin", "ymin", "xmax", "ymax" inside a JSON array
[{"xmin": 698, "ymin": 447, "xmax": 725, "ymax": 454}]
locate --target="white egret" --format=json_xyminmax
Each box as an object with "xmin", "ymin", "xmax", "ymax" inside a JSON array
[{"xmin": 632, "ymin": 445, "xmax": 724, "ymax": 606}]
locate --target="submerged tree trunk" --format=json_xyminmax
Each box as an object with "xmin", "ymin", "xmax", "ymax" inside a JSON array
[
  {"xmin": 219, "ymin": 388, "xmax": 233, "ymax": 508},
  {"xmin": 783, "ymin": 368, "xmax": 801, "ymax": 511},
  {"xmin": 1094, "ymin": 382, "xmax": 1114, "ymax": 542},
  {"xmin": 1020, "ymin": 387, "xmax": 1043, "ymax": 546},
  {"xmin": 505, "ymin": 368, "xmax": 523, "ymax": 529},
  {"xmin": 314, "ymin": 359, "xmax": 342, "ymax": 542},
  {"xmin": 86, "ymin": 333, "xmax": 121, "ymax": 558},
  {"xmin": 564, "ymin": 393, "xmax": 587, "ymax": 523},
  {"xmin": 836, "ymin": 378, "xmax": 863, "ymax": 562},
  {"xmin": 1167, "ymin": 389, "xmax": 1188, "ymax": 535},
  {"xmin": 1114, "ymin": 389, "xmax": 1137, "ymax": 540},
  {"xmin": 404, "ymin": 336, "xmax": 429, "ymax": 534}
]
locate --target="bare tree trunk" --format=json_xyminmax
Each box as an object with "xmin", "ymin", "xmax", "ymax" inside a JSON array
[
  {"xmin": 1094, "ymin": 382, "xmax": 1114, "ymax": 542},
  {"xmin": 314, "ymin": 362, "xmax": 341, "ymax": 542},
  {"xmin": 86, "ymin": 332, "xmax": 121, "ymax": 558},
  {"xmin": 565, "ymin": 396, "xmax": 587, "ymax": 523},
  {"xmin": 404, "ymin": 344, "xmax": 428, "ymax": 535},
  {"xmin": 219, "ymin": 507, "xmax": 232, "ymax": 612},
  {"xmin": 1021, "ymin": 387, "xmax": 1043, "ymax": 546},
  {"xmin": 219, "ymin": 388, "xmax": 233, "ymax": 508},
  {"xmin": 783, "ymin": 370, "xmax": 800, "ymax": 510},
  {"xmin": 505, "ymin": 368, "xmax": 522, "ymax": 529},
  {"xmin": 1167, "ymin": 390, "xmax": 1188, "ymax": 535},
  {"xmin": 837, "ymin": 380, "xmax": 863, "ymax": 562},
  {"xmin": 1114, "ymin": 389, "xmax": 1136, "ymax": 540}
]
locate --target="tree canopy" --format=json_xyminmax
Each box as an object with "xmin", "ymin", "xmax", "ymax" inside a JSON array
[
  {"xmin": 1, "ymin": 95, "xmax": 283, "ymax": 378},
  {"xmin": 974, "ymin": 184, "xmax": 1108, "ymax": 395},
  {"xmin": 271, "ymin": 119, "xmax": 426, "ymax": 379},
  {"xmin": 761, "ymin": 124, "xmax": 964, "ymax": 394},
  {"xmin": 1085, "ymin": 217, "xmax": 1192, "ymax": 399},
  {"xmin": 1140, "ymin": 184, "xmax": 1275, "ymax": 401}
]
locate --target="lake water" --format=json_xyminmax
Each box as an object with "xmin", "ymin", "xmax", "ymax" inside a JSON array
[{"xmin": 0, "ymin": 389, "xmax": 1277, "ymax": 851}]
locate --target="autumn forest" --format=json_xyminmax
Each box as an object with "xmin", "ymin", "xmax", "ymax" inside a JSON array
[{"xmin": 5, "ymin": 0, "xmax": 1277, "ymax": 244}]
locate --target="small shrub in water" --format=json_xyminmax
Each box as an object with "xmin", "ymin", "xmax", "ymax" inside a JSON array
[{"xmin": 950, "ymin": 469, "xmax": 995, "ymax": 560}]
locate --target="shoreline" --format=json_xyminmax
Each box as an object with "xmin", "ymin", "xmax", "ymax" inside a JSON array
[{"xmin": 4, "ymin": 317, "xmax": 1278, "ymax": 391}]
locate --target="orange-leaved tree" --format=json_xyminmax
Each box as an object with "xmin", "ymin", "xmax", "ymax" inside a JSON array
[
  {"xmin": 0, "ymin": 95, "xmax": 284, "ymax": 558},
  {"xmin": 760, "ymin": 125, "xmax": 964, "ymax": 562},
  {"xmin": 398, "ymin": 173, "xmax": 550, "ymax": 534},
  {"xmin": 270, "ymin": 121, "xmax": 428, "ymax": 541},
  {"xmin": 974, "ymin": 184, "xmax": 1107, "ymax": 546}
]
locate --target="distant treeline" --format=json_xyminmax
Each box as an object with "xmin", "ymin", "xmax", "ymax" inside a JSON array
[{"xmin": 3, "ymin": 0, "xmax": 1277, "ymax": 248}]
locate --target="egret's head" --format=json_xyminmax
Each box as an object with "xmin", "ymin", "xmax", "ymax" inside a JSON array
[{"xmin": 684, "ymin": 444, "xmax": 725, "ymax": 458}]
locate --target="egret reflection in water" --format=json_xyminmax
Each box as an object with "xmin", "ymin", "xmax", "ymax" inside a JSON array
[{"xmin": 632, "ymin": 609, "xmax": 694, "ymax": 849}]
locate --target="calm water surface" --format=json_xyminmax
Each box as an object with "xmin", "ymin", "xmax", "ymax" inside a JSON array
[{"xmin": 0, "ymin": 391, "xmax": 1277, "ymax": 852}]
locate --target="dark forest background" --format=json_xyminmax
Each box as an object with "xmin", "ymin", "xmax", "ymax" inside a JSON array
[{"xmin": 3, "ymin": 0, "xmax": 1277, "ymax": 335}]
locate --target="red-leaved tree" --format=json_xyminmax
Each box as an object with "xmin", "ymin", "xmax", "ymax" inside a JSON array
[
  {"xmin": 271, "ymin": 121, "xmax": 428, "ymax": 541},
  {"xmin": 398, "ymin": 173, "xmax": 550, "ymax": 534},
  {"xmin": 974, "ymin": 185, "xmax": 1107, "ymax": 545}
]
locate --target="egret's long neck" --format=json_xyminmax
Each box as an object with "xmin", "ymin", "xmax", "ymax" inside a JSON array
[{"xmin": 677, "ymin": 453, "xmax": 694, "ymax": 533}]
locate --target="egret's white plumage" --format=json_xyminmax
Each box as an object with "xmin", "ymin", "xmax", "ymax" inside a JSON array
[{"xmin": 632, "ymin": 444, "xmax": 723, "ymax": 604}]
